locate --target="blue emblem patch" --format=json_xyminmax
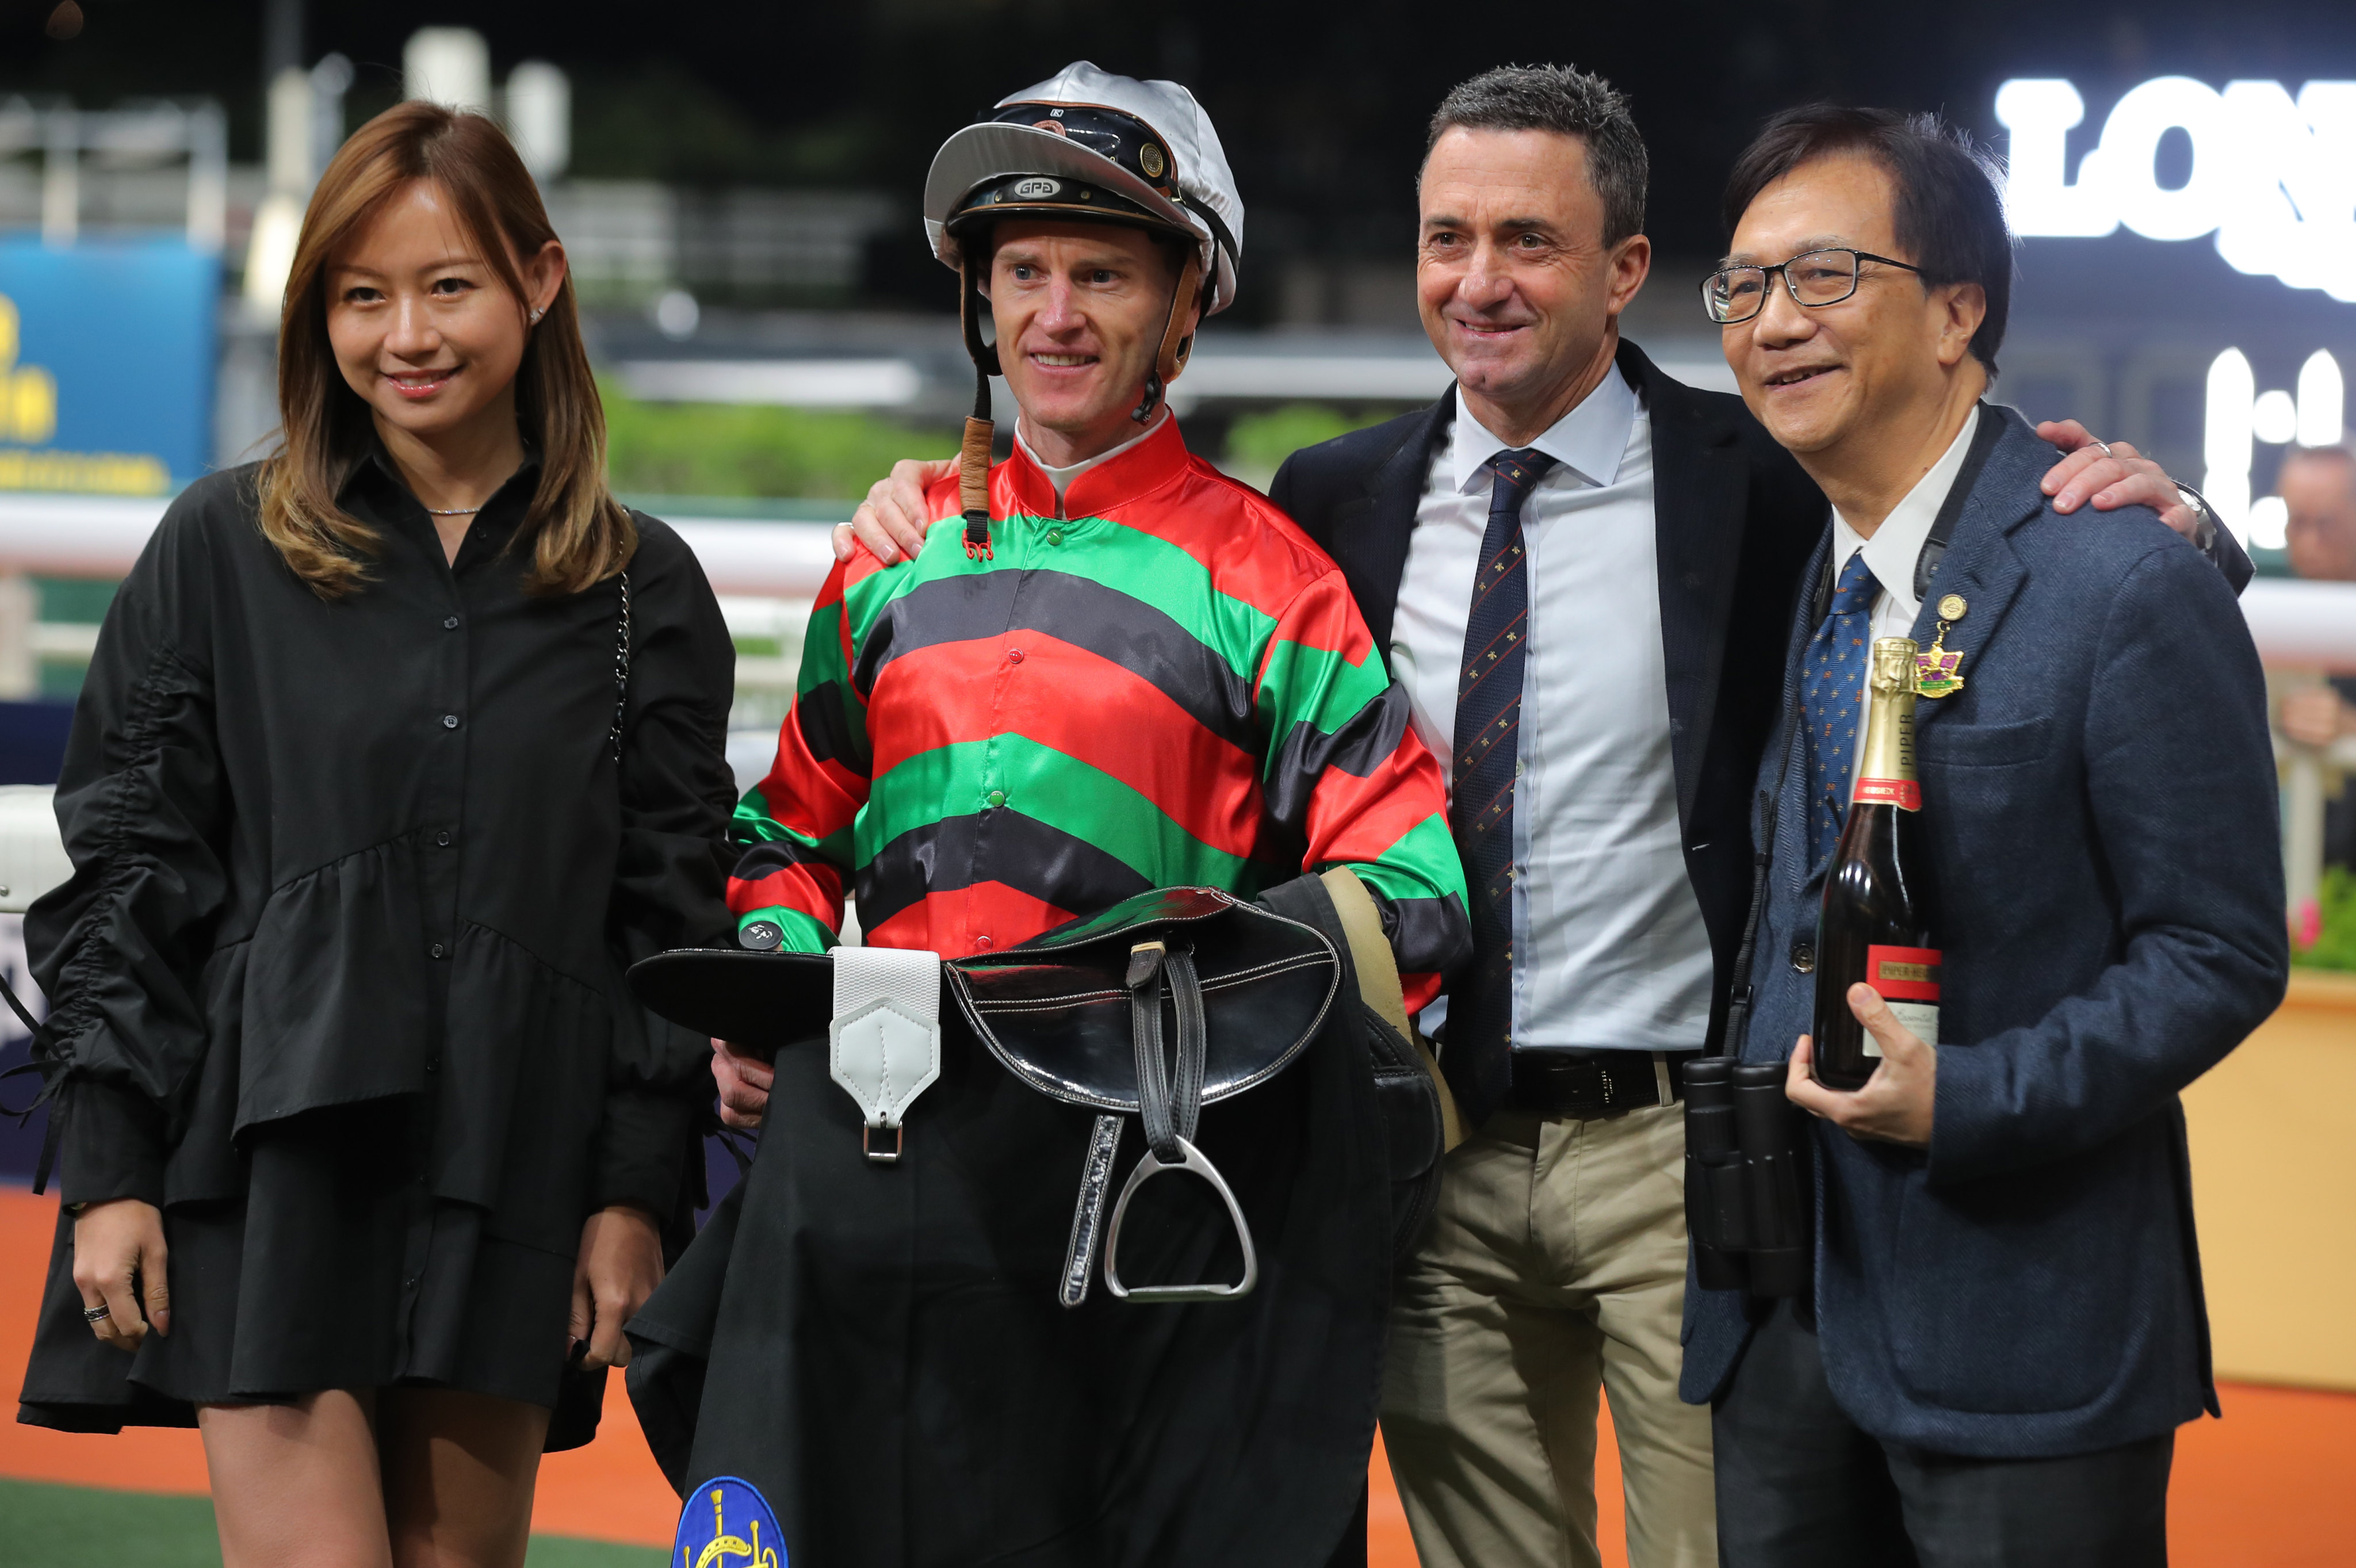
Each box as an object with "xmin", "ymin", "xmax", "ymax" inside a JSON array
[{"xmin": 673, "ymin": 1475, "xmax": 785, "ymax": 1568}]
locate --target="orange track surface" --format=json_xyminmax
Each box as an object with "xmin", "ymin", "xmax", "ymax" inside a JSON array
[{"xmin": 6, "ymin": 1185, "xmax": 2351, "ymax": 1564}]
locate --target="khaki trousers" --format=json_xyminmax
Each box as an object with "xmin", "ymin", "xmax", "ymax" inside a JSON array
[{"xmin": 1379, "ymin": 1102, "xmax": 1715, "ymax": 1568}]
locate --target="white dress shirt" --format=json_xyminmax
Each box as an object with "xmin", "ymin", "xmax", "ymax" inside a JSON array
[
  {"xmin": 1826, "ymin": 407, "xmax": 1980, "ymax": 785},
  {"xmin": 1016, "ymin": 410, "xmax": 1169, "ymax": 514},
  {"xmin": 1390, "ymin": 364, "xmax": 1716, "ymax": 1052}
]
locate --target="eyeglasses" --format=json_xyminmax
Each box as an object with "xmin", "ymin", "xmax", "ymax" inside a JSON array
[{"xmin": 1701, "ymin": 248, "xmax": 1923, "ymax": 325}]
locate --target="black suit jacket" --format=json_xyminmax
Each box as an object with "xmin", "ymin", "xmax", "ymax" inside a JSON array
[{"xmin": 1268, "ymin": 338, "xmax": 1829, "ymax": 1123}]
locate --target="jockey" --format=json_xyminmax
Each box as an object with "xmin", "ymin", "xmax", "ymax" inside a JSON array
[{"xmin": 626, "ymin": 63, "xmax": 1468, "ymax": 1568}]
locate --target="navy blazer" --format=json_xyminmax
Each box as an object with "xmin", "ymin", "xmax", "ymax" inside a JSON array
[
  {"xmin": 1678, "ymin": 408, "xmax": 2290, "ymax": 1458},
  {"xmin": 1269, "ymin": 338, "xmax": 1827, "ymax": 1123}
]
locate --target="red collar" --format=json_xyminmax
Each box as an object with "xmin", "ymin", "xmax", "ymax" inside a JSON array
[{"xmin": 1001, "ymin": 412, "xmax": 1192, "ymax": 520}]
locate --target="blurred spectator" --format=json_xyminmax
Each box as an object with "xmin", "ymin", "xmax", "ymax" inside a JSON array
[{"xmin": 2277, "ymin": 442, "xmax": 2356, "ymax": 869}]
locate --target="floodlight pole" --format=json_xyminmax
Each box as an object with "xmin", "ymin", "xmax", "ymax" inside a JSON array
[
  {"xmin": 263, "ymin": 0, "xmax": 304, "ymax": 80},
  {"xmin": 40, "ymin": 109, "xmax": 75, "ymax": 248}
]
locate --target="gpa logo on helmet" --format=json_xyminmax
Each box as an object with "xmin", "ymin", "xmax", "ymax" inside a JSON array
[
  {"xmin": 1012, "ymin": 177, "xmax": 1061, "ymax": 199},
  {"xmin": 674, "ymin": 1477, "xmax": 785, "ymax": 1568},
  {"xmin": 1139, "ymin": 143, "xmax": 1166, "ymax": 179}
]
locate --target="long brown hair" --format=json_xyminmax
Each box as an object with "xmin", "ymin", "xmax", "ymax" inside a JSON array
[{"xmin": 257, "ymin": 101, "xmax": 634, "ymax": 598}]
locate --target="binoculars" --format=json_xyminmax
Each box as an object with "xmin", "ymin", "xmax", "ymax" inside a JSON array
[{"xmin": 1682, "ymin": 1057, "xmax": 1812, "ymax": 1297}]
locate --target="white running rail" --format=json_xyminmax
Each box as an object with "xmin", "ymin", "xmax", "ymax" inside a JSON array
[{"xmin": 1, "ymin": 492, "xmax": 2351, "ymax": 930}]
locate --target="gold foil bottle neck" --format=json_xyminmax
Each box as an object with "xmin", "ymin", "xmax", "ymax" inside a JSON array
[
  {"xmin": 1859, "ymin": 636, "xmax": 1921, "ymax": 789},
  {"xmin": 1869, "ymin": 636, "xmax": 1920, "ymax": 697}
]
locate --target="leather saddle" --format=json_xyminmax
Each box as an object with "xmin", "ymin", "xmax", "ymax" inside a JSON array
[
  {"xmin": 948, "ymin": 886, "xmax": 1340, "ymax": 1305},
  {"xmin": 629, "ymin": 885, "xmax": 1344, "ymax": 1307}
]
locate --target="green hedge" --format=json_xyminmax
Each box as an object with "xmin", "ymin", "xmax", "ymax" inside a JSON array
[
  {"xmin": 601, "ymin": 382, "xmax": 954, "ymax": 500},
  {"xmin": 2296, "ymin": 865, "xmax": 2356, "ymax": 974},
  {"xmin": 598, "ymin": 389, "xmax": 1407, "ymax": 503},
  {"xmin": 1222, "ymin": 404, "xmax": 1377, "ymax": 474}
]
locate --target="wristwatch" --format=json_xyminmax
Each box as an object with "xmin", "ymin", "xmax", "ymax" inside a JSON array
[{"xmin": 2175, "ymin": 483, "xmax": 2221, "ymax": 554}]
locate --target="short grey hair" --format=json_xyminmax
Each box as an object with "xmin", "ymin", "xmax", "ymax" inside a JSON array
[{"xmin": 1425, "ymin": 64, "xmax": 1649, "ymax": 247}]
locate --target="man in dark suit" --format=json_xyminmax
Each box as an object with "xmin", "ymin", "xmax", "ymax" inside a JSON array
[
  {"xmin": 830, "ymin": 64, "xmax": 2220, "ymax": 1568},
  {"xmin": 1245, "ymin": 69, "xmax": 2225, "ymax": 1568},
  {"xmin": 1684, "ymin": 105, "xmax": 2288, "ymax": 1566}
]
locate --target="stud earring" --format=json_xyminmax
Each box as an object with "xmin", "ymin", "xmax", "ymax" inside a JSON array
[{"xmin": 530, "ymin": 307, "xmax": 544, "ymax": 322}]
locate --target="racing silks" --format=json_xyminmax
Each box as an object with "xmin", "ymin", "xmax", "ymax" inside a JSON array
[{"xmin": 728, "ymin": 414, "xmax": 1470, "ymax": 1010}]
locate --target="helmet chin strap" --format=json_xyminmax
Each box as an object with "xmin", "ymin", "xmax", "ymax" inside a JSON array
[
  {"xmin": 1131, "ymin": 250, "xmax": 1203, "ymax": 424},
  {"xmin": 958, "ymin": 255, "xmax": 1002, "ymax": 560},
  {"xmin": 958, "ymin": 244, "xmax": 1204, "ymax": 558}
]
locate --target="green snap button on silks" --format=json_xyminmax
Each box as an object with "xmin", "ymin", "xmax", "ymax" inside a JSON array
[
  {"xmin": 986, "ymin": 790, "xmax": 1007, "ymax": 808},
  {"xmin": 1046, "ymin": 528, "xmax": 1064, "ymax": 546}
]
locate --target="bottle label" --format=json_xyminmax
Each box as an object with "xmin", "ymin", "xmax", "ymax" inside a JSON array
[
  {"xmin": 1874, "ymin": 1001, "xmax": 1940, "ymax": 1054},
  {"xmin": 1853, "ymin": 775, "xmax": 1922, "ymax": 810},
  {"xmin": 1866, "ymin": 944, "xmax": 1941, "ymax": 997},
  {"xmin": 1864, "ymin": 944, "xmax": 1942, "ymax": 1056}
]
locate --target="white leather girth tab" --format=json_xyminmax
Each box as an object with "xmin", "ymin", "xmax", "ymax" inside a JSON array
[{"xmin": 829, "ymin": 947, "xmax": 943, "ymax": 1158}]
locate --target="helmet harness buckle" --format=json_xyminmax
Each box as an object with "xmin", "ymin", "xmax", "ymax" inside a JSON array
[
  {"xmin": 958, "ymin": 256, "xmax": 1001, "ymax": 561},
  {"xmin": 956, "ymin": 239, "xmax": 1203, "ymax": 562}
]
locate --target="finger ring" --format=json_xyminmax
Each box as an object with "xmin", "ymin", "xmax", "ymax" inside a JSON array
[
  {"xmin": 2091, "ymin": 441, "xmax": 2113, "ymax": 457},
  {"xmin": 82, "ymin": 1305, "xmax": 111, "ymax": 1322}
]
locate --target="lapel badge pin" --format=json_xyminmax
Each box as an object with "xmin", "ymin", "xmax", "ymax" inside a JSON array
[{"xmin": 1917, "ymin": 595, "xmax": 1967, "ymax": 698}]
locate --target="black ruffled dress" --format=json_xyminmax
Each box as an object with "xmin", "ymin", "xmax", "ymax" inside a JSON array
[{"xmin": 13, "ymin": 453, "xmax": 738, "ymax": 1444}]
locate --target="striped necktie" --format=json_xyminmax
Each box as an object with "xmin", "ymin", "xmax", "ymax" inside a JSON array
[{"xmin": 1448, "ymin": 446, "xmax": 1557, "ymax": 1066}]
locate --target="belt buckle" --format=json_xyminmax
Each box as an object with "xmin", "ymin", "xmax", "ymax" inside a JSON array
[{"xmin": 1515, "ymin": 1051, "xmax": 1606, "ymax": 1116}]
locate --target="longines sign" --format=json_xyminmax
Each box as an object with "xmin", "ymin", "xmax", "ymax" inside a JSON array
[{"xmin": 1995, "ymin": 77, "xmax": 2356, "ymax": 304}]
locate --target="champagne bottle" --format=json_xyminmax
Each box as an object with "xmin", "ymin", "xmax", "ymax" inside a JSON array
[{"xmin": 1812, "ymin": 636, "xmax": 1940, "ymax": 1091}]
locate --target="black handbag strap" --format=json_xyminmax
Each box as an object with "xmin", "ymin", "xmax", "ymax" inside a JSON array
[{"xmin": 609, "ymin": 570, "xmax": 632, "ymax": 763}]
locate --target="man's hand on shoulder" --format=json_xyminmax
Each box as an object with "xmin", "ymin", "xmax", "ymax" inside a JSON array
[
  {"xmin": 2036, "ymin": 420, "xmax": 2205, "ymax": 542},
  {"xmin": 2281, "ymin": 684, "xmax": 2356, "ymax": 750},
  {"xmin": 1785, "ymin": 985, "xmax": 1936, "ymax": 1147},
  {"xmin": 832, "ymin": 458, "xmax": 956, "ymax": 565}
]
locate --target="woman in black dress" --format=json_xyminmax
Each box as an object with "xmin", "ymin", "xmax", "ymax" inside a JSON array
[{"xmin": 14, "ymin": 102, "xmax": 736, "ymax": 1566}]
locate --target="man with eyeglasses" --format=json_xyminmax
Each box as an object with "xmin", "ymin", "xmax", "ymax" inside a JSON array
[
  {"xmin": 1683, "ymin": 105, "xmax": 2285, "ymax": 1567},
  {"xmin": 829, "ymin": 65, "xmax": 2230, "ymax": 1568}
]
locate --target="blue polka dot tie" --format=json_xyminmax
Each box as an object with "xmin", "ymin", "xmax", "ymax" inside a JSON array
[
  {"xmin": 1449, "ymin": 446, "xmax": 1557, "ymax": 1065},
  {"xmin": 1804, "ymin": 552, "xmax": 1883, "ymax": 865}
]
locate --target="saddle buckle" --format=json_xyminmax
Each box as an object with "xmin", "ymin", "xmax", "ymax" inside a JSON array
[
  {"xmin": 1126, "ymin": 939, "xmax": 1167, "ymax": 990},
  {"xmin": 828, "ymin": 947, "xmax": 944, "ymax": 1171}
]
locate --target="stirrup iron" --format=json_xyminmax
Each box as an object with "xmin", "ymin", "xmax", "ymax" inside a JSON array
[{"xmin": 1103, "ymin": 1134, "xmax": 1260, "ymax": 1302}]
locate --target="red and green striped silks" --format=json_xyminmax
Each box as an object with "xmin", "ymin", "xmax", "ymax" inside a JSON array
[{"xmin": 728, "ymin": 415, "xmax": 1469, "ymax": 1009}]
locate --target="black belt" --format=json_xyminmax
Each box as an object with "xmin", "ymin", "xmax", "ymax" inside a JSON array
[{"xmin": 1506, "ymin": 1049, "xmax": 1690, "ymax": 1117}]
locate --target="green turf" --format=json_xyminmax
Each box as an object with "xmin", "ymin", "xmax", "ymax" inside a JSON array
[
  {"xmin": 0, "ymin": 1477, "xmax": 221, "ymax": 1567},
  {"xmin": 525, "ymin": 1535, "xmax": 666, "ymax": 1568},
  {"xmin": 0, "ymin": 1477, "xmax": 666, "ymax": 1568}
]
